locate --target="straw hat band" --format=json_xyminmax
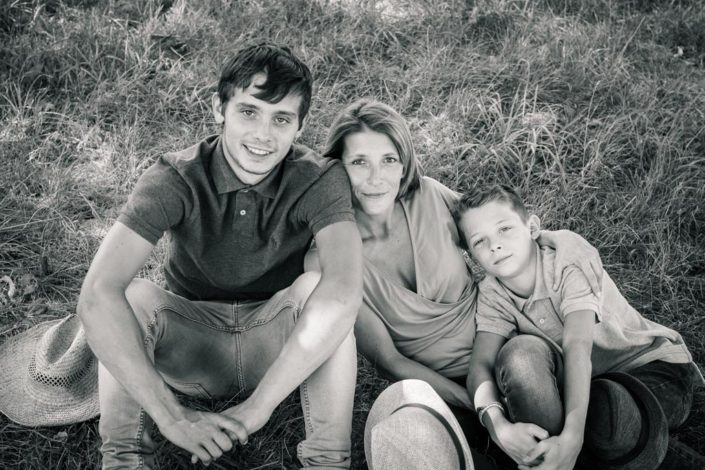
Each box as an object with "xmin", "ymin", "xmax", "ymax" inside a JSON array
[
  {"xmin": 28, "ymin": 353, "xmax": 95, "ymax": 388},
  {"xmin": 392, "ymin": 403, "xmax": 466, "ymax": 470}
]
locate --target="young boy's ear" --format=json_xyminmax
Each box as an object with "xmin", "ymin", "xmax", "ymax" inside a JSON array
[
  {"xmin": 528, "ymin": 214, "xmax": 541, "ymax": 240},
  {"xmin": 212, "ymin": 93, "xmax": 225, "ymax": 124}
]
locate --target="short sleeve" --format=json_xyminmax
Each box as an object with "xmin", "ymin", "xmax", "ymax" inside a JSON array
[
  {"xmin": 559, "ymin": 265, "xmax": 602, "ymax": 320},
  {"xmin": 296, "ymin": 161, "xmax": 355, "ymax": 235},
  {"xmin": 117, "ymin": 158, "xmax": 192, "ymax": 245},
  {"xmin": 475, "ymin": 278, "xmax": 519, "ymax": 339}
]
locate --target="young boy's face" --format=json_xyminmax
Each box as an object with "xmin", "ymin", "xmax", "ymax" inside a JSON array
[{"xmin": 457, "ymin": 199, "xmax": 539, "ymax": 281}]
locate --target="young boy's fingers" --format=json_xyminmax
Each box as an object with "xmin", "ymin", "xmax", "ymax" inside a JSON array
[
  {"xmin": 527, "ymin": 423, "xmax": 549, "ymax": 441},
  {"xmin": 525, "ymin": 441, "xmax": 547, "ymax": 464}
]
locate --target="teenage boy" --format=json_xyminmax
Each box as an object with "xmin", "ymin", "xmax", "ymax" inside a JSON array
[
  {"xmin": 452, "ymin": 184, "xmax": 704, "ymax": 470},
  {"xmin": 77, "ymin": 43, "xmax": 362, "ymax": 469}
]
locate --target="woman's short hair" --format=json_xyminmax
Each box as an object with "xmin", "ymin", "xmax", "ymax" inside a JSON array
[{"xmin": 323, "ymin": 99, "xmax": 421, "ymax": 199}]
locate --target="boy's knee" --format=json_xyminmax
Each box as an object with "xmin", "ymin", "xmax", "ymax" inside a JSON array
[
  {"xmin": 124, "ymin": 278, "xmax": 164, "ymax": 332},
  {"xmin": 496, "ymin": 335, "xmax": 554, "ymax": 384},
  {"xmin": 289, "ymin": 271, "xmax": 321, "ymax": 305}
]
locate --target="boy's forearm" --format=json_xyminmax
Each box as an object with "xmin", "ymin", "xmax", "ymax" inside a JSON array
[
  {"xmin": 78, "ymin": 286, "xmax": 184, "ymax": 425},
  {"xmin": 244, "ymin": 281, "xmax": 360, "ymax": 419},
  {"xmin": 561, "ymin": 338, "xmax": 593, "ymax": 440}
]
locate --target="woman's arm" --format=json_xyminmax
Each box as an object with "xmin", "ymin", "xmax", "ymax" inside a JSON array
[
  {"xmin": 355, "ymin": 306, "xmax": 472, "ymax": 409},
  {"xmin": 523, "ymin": 310, "xmax": 595, "ymax": 470},
  {"xmin": 537, "ymin": 230, "xmax": 603, "ymax": 294},
  {"xmin": 469, "ymin": 332, "xmax": 548, "ymax": 465}
]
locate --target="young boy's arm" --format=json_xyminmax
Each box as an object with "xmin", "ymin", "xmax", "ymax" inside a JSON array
[
  {"xmin": 469, "ymin": 332, "xmax": 549, "ymax": 465},
  {"xmin": 523, "ymin": 310, "xmax": 596, "ymax": 470}
]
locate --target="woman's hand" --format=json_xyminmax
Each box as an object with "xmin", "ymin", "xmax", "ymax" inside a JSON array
[{"xmin": 538, "ymin": 229, "xmax": 603, "ymax": 294}]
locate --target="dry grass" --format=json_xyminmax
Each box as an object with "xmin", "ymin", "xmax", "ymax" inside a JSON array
[{"xmin": 1, "ymin": 0, "xmax": 704, "ymax": 467}]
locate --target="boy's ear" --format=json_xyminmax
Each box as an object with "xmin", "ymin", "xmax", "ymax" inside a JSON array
[
  {"xmin": 212, "ymin": 93, "xmax": 225, "ymax": 124},
  {"xmin": 528, "ymin": 214, "xmax": 541, "ymax": 240}
]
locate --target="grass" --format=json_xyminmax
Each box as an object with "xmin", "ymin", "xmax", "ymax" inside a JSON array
[{"xmin": 1, "ymin": 0, "xmax": 704, "ymax": 467}]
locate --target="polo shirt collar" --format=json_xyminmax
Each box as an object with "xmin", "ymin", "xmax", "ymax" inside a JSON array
[{"xmin": 211, "ymin": 138, "xmax": 284, "ymax": 198}]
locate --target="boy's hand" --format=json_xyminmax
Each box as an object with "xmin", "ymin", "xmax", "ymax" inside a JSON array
[
  {"xmin": 155, "ymin": 408, "xmax": 247, "ymax": 466},
  {"xmin": 493, "ymin": 420, "xmax": 549, "ymax": 465},
  {"xmin": 518, "ymin": 433, "xmax": 582, "ymax": 470}
]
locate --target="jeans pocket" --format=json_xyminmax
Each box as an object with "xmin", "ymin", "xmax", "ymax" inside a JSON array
[{"xmin": 169, "ymin": 381, "xmax": 213, "ymax": 400}]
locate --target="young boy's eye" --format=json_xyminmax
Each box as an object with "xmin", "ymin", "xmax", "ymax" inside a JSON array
[
  {"xmin": 499, "ymin": 226, "xmax": 512, "ymax": 233},
  {"xmin": 472, "ymin": 238, "xmax": 485, "ymax": 248}
]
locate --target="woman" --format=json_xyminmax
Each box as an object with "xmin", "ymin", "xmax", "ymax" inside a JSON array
[{"xmin": 309, "ymin": 99, "xmax": 601, "ymax": 466}]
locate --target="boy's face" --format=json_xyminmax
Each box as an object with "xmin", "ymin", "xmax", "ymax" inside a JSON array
[
  {"xmin": 457, "ymin": 200, "xmax": 540, "ymax": 281},
  {"xmin": 212, "ymin": 72, "xmax": 302, "ymax": 185}
]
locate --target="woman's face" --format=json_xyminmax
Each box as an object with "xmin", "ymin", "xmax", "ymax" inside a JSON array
[{"xmin": 341, "ymin": 129, "xmax": 404, "ymax": 217}]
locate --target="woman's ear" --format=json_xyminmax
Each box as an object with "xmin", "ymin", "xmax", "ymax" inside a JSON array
[
  {"xmin": 212, "ymin": 93, "xmax": 225, "ymax": 124},
  {"xmin": 528, "ymin": 214, "xmax": 541, "ymax": 240}
]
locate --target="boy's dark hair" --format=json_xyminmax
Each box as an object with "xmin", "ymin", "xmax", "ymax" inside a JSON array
[
  {"xmin": 217, "ymin": 42, "xmax": 313, "ymax": 127},
  {"xmin": 451, "ymin": 184, "xmax": 529, "ymax": 250}
]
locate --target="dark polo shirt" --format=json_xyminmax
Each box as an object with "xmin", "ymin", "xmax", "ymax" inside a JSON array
[{"xmin": 117, "ymin": 135, "xmax": 354, "ymax": 301}]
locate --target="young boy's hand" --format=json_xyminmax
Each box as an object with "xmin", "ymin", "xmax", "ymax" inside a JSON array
[
  {"xmin": 518, "ymin": 433, "xmax": 581, "ymax": 470},
  {"xmin": 492, "ymin": 420, "xmax": 548, "ymax": 465}
]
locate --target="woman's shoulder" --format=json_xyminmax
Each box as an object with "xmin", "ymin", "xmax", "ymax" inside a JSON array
[{"xmin": 412, "ymin": 176, "xmax": 461, "ymax": 207}]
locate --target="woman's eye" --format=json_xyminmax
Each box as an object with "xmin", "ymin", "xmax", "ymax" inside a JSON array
[{"xmin": 384, "ymin": 156, "xmax": 399, "ymax": 164}]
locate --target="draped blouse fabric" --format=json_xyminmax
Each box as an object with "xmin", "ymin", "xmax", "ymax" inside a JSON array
[{"xmin": 362, "ymin": 176, "xmax": 478, "ymax": 378}]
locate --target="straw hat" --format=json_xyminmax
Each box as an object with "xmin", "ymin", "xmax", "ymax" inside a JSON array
[
  {"xmin": 364, "ymin": 379, "xmax": 475, "ymax": 470},
  {"xmin": 0, "ymin": 315, "xmax": 99, "ymax": 426}
]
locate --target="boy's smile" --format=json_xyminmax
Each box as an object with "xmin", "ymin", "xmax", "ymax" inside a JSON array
[{"xmin": 212, "ymin": 72, "xmax": 302, "ymax": 186}]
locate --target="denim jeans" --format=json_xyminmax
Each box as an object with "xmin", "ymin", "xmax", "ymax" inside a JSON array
[
  {"xmin": 494, "ymin": 335, "xmax": 695, "ymax": 467},
  {"xmin": 98, "ymin": 273, "xmax": 356, "ymax": 469}
]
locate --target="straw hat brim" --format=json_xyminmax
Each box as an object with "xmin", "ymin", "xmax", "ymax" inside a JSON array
[
  {"xmin": 0, "ymin": 318, "xmax": 99, "ymax": 426},
  {"xmin": 365, "ymin": 379, "xmax": 474, "ymax": 470}
]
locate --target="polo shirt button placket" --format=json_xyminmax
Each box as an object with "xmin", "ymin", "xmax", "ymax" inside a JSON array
[{"xmin": 240, "ymin": 209, "xmax": 246, "ymax": 216}]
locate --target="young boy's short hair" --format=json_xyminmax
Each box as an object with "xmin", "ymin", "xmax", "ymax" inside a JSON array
[
  {"xmin": 217, "ymin": 42, "xmax": 313, "ymax": 127},
  {"xmin": 451, "ymin": 184, "xmax": 530, "ymax": 250}
]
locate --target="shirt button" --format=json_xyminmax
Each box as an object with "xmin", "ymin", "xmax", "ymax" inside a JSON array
[
  {"xmin": 539, "ymin": 318, "xmax": 545, "ymax": 325},
  {"xmin": 242, "ymin": 189, "xmax": 249, "ymax": 193},
  {"xmin": 240, "ymin": 210, "xmax": 246, "ymax": 216}
]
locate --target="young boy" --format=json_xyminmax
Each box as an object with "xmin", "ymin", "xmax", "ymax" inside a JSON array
[{"xmin": 452, "ymin": 184, "xmax": 704, "ymax": 470}]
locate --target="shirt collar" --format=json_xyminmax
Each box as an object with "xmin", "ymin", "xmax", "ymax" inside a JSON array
[{"xmin": 211, "ymin": 137, "xmax": 284, "ymax": 199}]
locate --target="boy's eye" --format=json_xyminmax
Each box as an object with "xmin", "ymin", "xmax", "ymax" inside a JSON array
[
  {"xmin": 472, "ymin": 238, "xmax": 485, "ymax": 248},
  {"xmin": 499, "ymin": 226, "xmax": 512, "ymax": 233}
]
